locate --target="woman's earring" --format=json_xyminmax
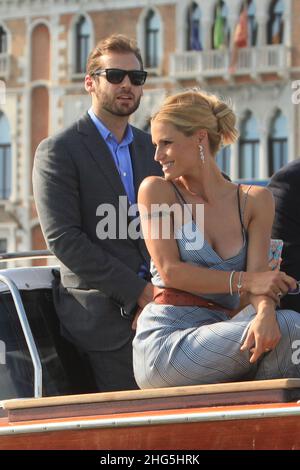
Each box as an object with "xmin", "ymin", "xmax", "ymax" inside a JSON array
[{"xmin": 199, "ymin": 144, "xmax": 205, "ymax": 163}]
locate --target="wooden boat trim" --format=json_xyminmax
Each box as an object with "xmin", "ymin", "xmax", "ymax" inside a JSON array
[
  {"xmin": 2, "ymin": 378, "xmax": 300, "ymax": 411},
  {"xmin": 1, "ymin": 402, "xmax": 300, "ymax": 436}
]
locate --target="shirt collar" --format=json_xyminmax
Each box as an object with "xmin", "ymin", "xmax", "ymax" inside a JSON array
[{"xmin": 88, "ymin": 108, "xmax": 133, "ymax": 146}]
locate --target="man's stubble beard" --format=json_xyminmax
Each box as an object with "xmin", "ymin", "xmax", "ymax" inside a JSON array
[{"xmin": 100, "ymin": 91, "xmax": 142, "ymax": 117}]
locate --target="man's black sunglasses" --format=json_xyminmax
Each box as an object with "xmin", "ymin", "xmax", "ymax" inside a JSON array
[{"xmin": 91, "ymin": 68, "xmax": 147, "ymax": 86}]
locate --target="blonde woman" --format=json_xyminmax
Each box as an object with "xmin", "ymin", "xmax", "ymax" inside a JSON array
[{"xmin": 133, "ymin": 89, "xmax": 300, "ymax": 389}]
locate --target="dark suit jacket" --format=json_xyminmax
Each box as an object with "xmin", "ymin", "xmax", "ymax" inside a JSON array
[
  {"xmin": 268, "ymin": 159, "xmax": 300, "ymax": 313},
  {"xmin": 33, "ymin": 113, "xmax": 162, "ymax": 351}
]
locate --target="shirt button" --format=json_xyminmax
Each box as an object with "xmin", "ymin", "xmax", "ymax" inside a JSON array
[{"xmin": 123, "ymin": 172, "xmax": 127, "ymax": 177}]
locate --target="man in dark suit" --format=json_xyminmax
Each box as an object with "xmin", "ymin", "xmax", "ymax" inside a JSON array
[
  {"xmin": 268, "ymin": 159, "xmax": 300, "ymax": 313},
  {"xmin": 33, "ymin": 35, "xmax": 162, "ymax": 391}
]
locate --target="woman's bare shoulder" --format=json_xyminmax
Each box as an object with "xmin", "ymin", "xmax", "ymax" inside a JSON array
[
  {"xmin": 241, "ymin": 184, "xmax": 275, "ymax": 223},
  {"xmin": 240, "ymin": 184, "xmax": 274, "ymax": 205},
  {"xmin": 138, "ymin": 176, "xmax": 175, "ymax": 204}
]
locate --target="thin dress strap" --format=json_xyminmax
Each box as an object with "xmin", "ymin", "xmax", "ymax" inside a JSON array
[
  {"xmin": 170, "ymin": 181, "xmax": 188, "ymax": 206},
  {"xmin": 237, "ymin": 184, "xmax": 252, "ymax": 240}
]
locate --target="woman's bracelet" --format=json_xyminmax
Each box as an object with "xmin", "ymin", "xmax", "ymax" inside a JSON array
[
  {"xmin": 229, "ymin": 270, "xmax": 236, "ymax": 296},
  {"xmin": 237, "ymin": 271, "xmax": 244, "ymax": 297}
]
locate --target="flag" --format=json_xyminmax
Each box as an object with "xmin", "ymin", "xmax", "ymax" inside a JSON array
[
  {"xmin": 190, "ymin": 21, "xmax": 202, "ymax": 51},
  {"xmin": 229, "ymin": 6, "xmax": 248, "ymax": 73},
  {"xmin": 213, "ymin": 5, "xmax": 224, "ymax": 49},
  {"xmin": 271, "ymin": 17, "xmax": 283, "ymax": 44},
  {"xmin": 233, "ymin": 7, "xmax": 248, "ymax": 48}
]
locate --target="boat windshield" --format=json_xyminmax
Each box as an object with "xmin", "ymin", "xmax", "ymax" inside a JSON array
[{"xmin": 0, "ymin": 288, "xmax": 96, "ymax": 400}]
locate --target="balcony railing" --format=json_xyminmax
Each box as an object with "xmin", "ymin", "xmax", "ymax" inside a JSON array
[
  {"xmin": 170, "ymin": 45, "xmax": 290, "ymax": 80},
  {"xmin": 256, "ymin": 45, "xmax": 290, "ymax": 73},
  {"xmin": 201, "ymin": 50, "xmax": 229, "ymax": 78},
  {"xmin": 0, "ymin": 53, "xmax": 11, "ymax": 80},
  {"xmin": 169, "ymin": 51, "xmax": 202, "ymax": 79}
]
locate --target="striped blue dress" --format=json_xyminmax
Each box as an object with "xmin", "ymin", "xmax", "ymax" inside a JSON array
[{"xmin": 133, "ymin": 185, "xmax": 300, "ymax": 388}]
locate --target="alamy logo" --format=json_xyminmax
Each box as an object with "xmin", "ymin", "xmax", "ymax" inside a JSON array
[
  {"xmin": 291, "ymin": 339, "xmax": 300, "ymax": 365},
  {"xmin": 0, "ymin": 80, "xmax": 6, "ymax": 105},
  {"xmin": 0, "ymin": 340, "xmax": 6, "ymax": 365},
  {"xmin": 95, "ymin": 197, "xmax": 205, "ymax": 251},
  {"xmin": 292, "ymin": 80, "xmax": 300, "ymax": 105}
]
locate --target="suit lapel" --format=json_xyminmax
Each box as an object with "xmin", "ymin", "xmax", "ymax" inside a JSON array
[
  {"xmin": 130, "ymin": 128, "xmax": 149, "ymax": 200},
  {"xmin": 77, "ymin": 113, "xmax": 127, "ymax": 200},
  {"xmin": 77, "ymin": 114, "xmax": 151, "ymax": 259},
  {"xmin": 130, "ymin": 128, "xmax": 153, "ymax": 265}
]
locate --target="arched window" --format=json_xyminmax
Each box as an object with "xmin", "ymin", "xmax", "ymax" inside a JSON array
[
  {"xmin": 268, "ymin": 110, "xmax": 288, "ymax": 175},
  {"xmin": 0, "ymin": 112, "xmax": 11, "ymax": 199},
  {"xmin": 31, "ymin": 23, "xmax": 50, "ymax": 81},
  {"xmin": 216, "ymin": 146, "xmax": 231, "ymax": 176},
  {"xmin": 267, "ymin": 0, "xmax": 284, "ymax": 44},
  {"xmin": 75, "ymin": 16, "xmax": 91, "ymax": 74},
  {"xmin": 239, "ymin": 112, "xmax": 260, "ymax": 178},
  {"xmin": 0, "ymin": 25, "xmax": 7, "ymax": 53},
  {"xmin": 247, "ymin": 0, "xmax": 258, "ymax": 46},
  {"xmin": 145, "ymin": 10, "xmax": 161, "ymax": 68},
  {"xmin": 212, "ymin": 1, "xmax": 230, "ymax": 49},
  {"xmin": 187, "ymin": 2, "xmax": 202, "ymax": 51}
]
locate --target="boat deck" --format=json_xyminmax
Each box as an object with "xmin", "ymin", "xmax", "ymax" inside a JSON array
[{"xmin": 1, "ymin": 379, "xmax": 300, "ymax": 449}]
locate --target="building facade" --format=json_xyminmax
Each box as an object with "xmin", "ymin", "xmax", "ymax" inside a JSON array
[{"xmin": 0, "ymin": 0, "xmax": 299, "ymax": 260}]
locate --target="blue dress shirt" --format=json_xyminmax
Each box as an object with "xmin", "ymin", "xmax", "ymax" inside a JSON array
[
  {"xmin": 88, "ymin": 108, "xmax": 148, "ymax": 280},
  {"xmin": 88, "ymin": 108, "xmax": 136, "ymax": 205}
]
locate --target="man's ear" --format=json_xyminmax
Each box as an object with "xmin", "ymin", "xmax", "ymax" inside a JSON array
[{"xmin": 85, "ymin": 75, "xmax": 95, "ymax": 94}]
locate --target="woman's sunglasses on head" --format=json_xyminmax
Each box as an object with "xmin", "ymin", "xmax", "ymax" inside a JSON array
[{"xmin": 91, "ymin": 68, "xmax": 147, "ymax": 86}]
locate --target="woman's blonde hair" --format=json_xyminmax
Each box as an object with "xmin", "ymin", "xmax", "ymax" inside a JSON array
[{"xmin": 151, "ymin": 89, "xmax": 239, "ymax": 155}]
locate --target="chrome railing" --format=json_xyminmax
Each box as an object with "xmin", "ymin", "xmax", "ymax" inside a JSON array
[
  {"xmin": 0, "ymin": 273, "xmax": 43, "ymax": 398},
  {"xmin": 0, "ymin": 249, "xmax": 54, "ymax": 263},
  {"xmin": 0, "ymin": 250, "xmax": 56, "ymax": 398}
]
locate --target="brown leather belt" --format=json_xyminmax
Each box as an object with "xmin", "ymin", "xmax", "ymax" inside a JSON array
[{"xmin": 153, "ymin": 287, "xmax": 232, "ymax": 315}]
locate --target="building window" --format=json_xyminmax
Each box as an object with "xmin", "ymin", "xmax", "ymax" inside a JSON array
[
  {"xmin": 239, "ymin": 112, "xmax": 260, "ymax": 179},
  {"xmin": 267, "ymin": 0, "xmax": 284, "ymax": 45},
  {"xmin": 0, "ymin": 239, "xmax": 7, "ymax": 253},
  {"xmin": 247, "ymin": 0, "xmax": 258, "ymax": 46},
  {"xmin": 187, "ymin": 2, "xmax": 202, "ymax": 51},
  {"xmin": 145, "ymin": 10, "xmax": 160, "ymax": 68},
  {"xmin": 216, "ymin": 146, "xmax": 231, "ymax": 176},
  {"xmin": 0, "ymin": 238, "xmax": 7, "ymax": 269},
  {"xmin": 0, "ymin": 25, "xmax": 7, "ymax": 53},
  {"xmin": 212, "ymin": 1, "xmax": 230, "ymax": 49},
  {"xmin": 142, "ymin": 119, "xmax": 151, "ymax": 134},
  {"xmin": 0, "ymin": 112, "xmax": 11, "ymax": 200},
  {"xmin": 268, "ymin": 110, "xmax": 288, "ymax": 175},
  {"xmin": 75, "ymin": 16, "xmax": 90, "ymax": 74}
]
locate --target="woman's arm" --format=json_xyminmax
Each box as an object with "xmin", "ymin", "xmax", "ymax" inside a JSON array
[
  {"xmin": 138, "ymin": 177, "xmax": 296, "ymax": 300},
  {"xmin": 239, "ymin": 186, "xmax": 286, "ymax": 362},
  {"xmin": 139, "ymin": 176, "xmax": 234, "ymax": 294}
]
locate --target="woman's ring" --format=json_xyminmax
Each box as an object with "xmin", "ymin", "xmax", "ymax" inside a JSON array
[{"xmin": 265, "ymin": 348, "xmax": 271, "ymax": 352}]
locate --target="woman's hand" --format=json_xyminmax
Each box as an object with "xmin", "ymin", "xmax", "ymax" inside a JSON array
[
  {"xmin": 243, "ymin": 270, "xmax": 297, "ymax": 303},
  {"xmin": 240, "ymin": 307, "xmax": 281, "ymax": 363}
]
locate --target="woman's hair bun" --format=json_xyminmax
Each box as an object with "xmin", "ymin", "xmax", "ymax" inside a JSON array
[{"xmin": 213, "ymin": 101, "xmax": 239, "ymax": 146}]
